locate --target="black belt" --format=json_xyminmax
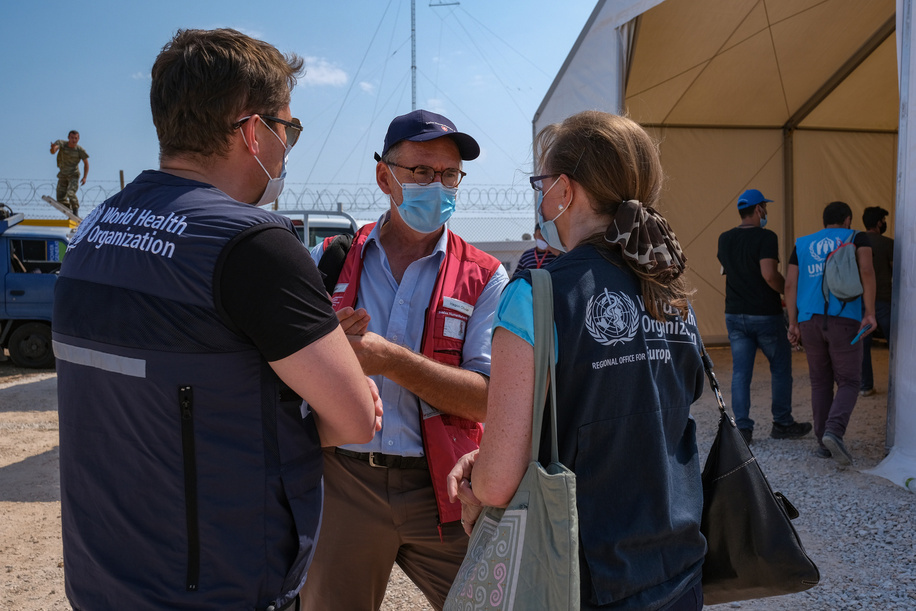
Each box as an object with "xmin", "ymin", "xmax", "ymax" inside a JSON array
[{"xmin": 335, "ymin": 448, "xmax": 428, "ymax": 469}]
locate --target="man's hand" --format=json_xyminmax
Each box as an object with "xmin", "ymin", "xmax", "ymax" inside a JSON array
[
  {"xmin": 366, "ymin": 376, "xmax": 383, "ymax": 432},
  {"xmin": 346, "ymin": 331, "xmax": 394, "ymax": 376},
  {"xmin": 80, "ymin": 176, "xmax": 87, "ymax": 186},
  {"xmin": 858, "ymin": 314, "xmax": 878, "ymax": 340},
  {"xmin": 787, "ymin": 322, "xmax": 801, "ymax": 348},
  {"xmin": 336, "ymin": 307, "xmax": 370, "ymax": 335}
]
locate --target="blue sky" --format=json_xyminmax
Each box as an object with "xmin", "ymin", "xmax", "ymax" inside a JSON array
[{"xmin": 1, "ymin": 0, "xmax": 598, "ymax": 194}]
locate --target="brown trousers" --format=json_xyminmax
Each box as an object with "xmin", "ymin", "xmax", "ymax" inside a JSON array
[{"xmin": 300, "ymin": 449, "xmax": 469, "ymax": 611}]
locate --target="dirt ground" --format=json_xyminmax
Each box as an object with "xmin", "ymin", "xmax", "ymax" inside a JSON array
[{"xmin": 0, "ymin": 344, "xmax": 901, "ymax": 610}]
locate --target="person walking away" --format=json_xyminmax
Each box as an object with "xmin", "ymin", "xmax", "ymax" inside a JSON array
[
  {"xmin": 449, "ymin": 111, "xmax": 706, "ymax": 610},
  {"xmin": 511, "ymin": 224, "xmax": 561, "ymax": 280},
  {"xmin": 301, "ymin": 109, "xmax": 509, "ymax": 611},
  {"xmin": 785, "ymin": 201, "xmax": 877, "ymax": 466},
  {"xmin": 50, "ymin": 131, "xmax": 89, "ymax": 215},
  {"xmin": 53, "ymin": 28, "xmax": 381, "ymax": 610},
  {"xmin": 858, "ymin": 206, "xmax": 893, "ymax": 396},
  {"xmin": 717, "ymin": 188, "xmax": 811, "ymax": 444}
]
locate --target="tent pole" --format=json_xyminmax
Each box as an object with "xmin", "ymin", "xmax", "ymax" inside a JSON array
[
  {"xmin": 864, "ymin": 0, "xmax": 916, "ymax": 492},
  {"xmin": 783, "ymin": 127, "xmax": 794, "ymax": 273}
]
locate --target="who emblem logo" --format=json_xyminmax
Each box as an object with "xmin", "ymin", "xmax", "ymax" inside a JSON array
[
  {"xmin": 67, "ymin": 204, "xmax": 106, "ymax": 251},
  {"xmin": 586, "ymin": 289, "xmax": 639, "ymax": 346}
]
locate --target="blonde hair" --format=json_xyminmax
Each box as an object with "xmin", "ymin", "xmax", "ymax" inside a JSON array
[{"xmin": 534, "ymin": 111, "xmax": 691, "ymax": 321}]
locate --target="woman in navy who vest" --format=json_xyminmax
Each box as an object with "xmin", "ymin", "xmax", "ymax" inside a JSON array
[{"xmin": 448, "ymin": 111, "xmax": 707, "ymax": 610}]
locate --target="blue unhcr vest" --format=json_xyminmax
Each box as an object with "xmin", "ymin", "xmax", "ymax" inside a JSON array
[
  {"xmin": 794, "ymin": 228, "xmax": 862, "ymax": 323},
  {"xmin": 522, "ymin": 245, "xmax": 706, "ymax": 609},
  {"xmin": 53, "ymin": 171, "xmax": 323, "ymax": 610}
]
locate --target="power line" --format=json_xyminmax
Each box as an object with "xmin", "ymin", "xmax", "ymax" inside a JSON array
[{"xmin": 305, "ymin": 0, "xmax": 397, "ymax": 184}]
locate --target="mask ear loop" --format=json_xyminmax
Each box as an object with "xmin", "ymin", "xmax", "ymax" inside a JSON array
[{"xmin": 555, "ymin": 150, "xmax": 585, "ymax": 212}]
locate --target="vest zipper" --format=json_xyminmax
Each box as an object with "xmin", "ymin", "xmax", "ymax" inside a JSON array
[{"xmin": 179, "ymin": 385, "xmax": 200, "ymax": 591}]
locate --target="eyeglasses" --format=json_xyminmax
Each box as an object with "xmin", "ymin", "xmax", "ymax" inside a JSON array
[
  {"xmin": 381, "ymin": 158, "xmax": 466, "ymax": 188},
  {"xmin": 233, "ymin": 115, "xmax": 302, "ymax": 148},
  {"xmin": 529, "ymin": 174, "xmax": 559, "ymax": 192}
]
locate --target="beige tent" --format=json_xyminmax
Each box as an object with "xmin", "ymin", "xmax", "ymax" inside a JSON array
[{"xmin": 535, "ymin": 0, "xmax": 915, "ymax": 488}]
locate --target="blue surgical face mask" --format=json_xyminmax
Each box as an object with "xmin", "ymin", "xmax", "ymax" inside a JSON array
[
  {"xmin": 241, "ymin": 120, "xmax": 290, "ymax": 207},
  {"xmin": 389, "ymin": 166, "xmax": 457, "ymax": 233},
  {"xmin": 536, "ymin": 178, "xmax": 568, "ymax": 253},
  {"xmin": 759, "ymin": 210, "xmax": 768, "ymax": 228}
]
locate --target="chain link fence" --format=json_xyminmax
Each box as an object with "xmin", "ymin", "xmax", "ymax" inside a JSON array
[{"xmin": 1, "ymin": 179, "xmax": 536, "ymax": 274}]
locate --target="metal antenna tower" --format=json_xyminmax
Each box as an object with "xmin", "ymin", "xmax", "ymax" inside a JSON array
[{"xmin": 411, "ymin": 1, "xmax": 460, "ymax": 111}]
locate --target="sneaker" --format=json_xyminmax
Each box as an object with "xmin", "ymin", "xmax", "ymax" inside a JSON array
[
  {"xmin": 739, "ymin": 428, "xmax": 753, "ymax": 445},
  {"xmin": 771, "ymin": 421, "xmax": 813, "ymax": 439},
  {"xmin": 859, "ymin": 387, "xmax": 876, "ymax": 397},
  {"xmin": 822, "ymin": 431, "xmax": 853, "ymax": 466},
  {"xmin": 815, "ymin": 446, "xmax": 832, "ymax": 459}
]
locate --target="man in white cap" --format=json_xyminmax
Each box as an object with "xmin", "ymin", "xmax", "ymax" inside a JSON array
[
  {"xmin": 302, "ymin": 109, "xmax": 509, "ymax": 610},
  {"xmin": 717, "ymin": 188, "xmax": 811, "ymax": 444}
]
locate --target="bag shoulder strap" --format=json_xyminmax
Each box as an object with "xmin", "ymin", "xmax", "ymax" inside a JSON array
[
  {"xmin": 530, "ymin": 269, "xmax": 559, "ymax": 463},
  {"xmin": 317, "ymin": 233, "xmax": 355, "ymax": 295},
  {"xmin": 696, "ymin": 335, "xmax": 731, "ymax": 422}
]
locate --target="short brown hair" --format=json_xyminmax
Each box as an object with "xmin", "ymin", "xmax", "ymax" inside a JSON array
[
  {"xmin": 150, "ymin": 28, "xmax": 304, "ymax": 160},
  {"xmin": 535, "ymin": 111, "xmax": 691, "ymax": 320}
]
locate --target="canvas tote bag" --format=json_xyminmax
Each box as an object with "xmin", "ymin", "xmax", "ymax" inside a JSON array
[{"xmin": 445, "ymin": 268, "xmax": 579, "ymax": 611}]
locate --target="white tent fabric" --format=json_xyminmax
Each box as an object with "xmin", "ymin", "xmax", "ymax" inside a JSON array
[{"xmin": 535, "ymin": 0, "xmax": 915, "ymax": 488}]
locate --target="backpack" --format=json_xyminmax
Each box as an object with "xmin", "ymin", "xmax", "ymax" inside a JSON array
[
  {"xmin": 317, "ymin": 234, "xmax": 354, "ymax": 295},
  {"xmin": 821, "ymin": 231, "xmax": 862, "ymax": 319}
]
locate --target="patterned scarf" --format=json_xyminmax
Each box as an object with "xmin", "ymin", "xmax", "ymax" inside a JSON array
[{"xmin": 604, "ymin": 200, "xmax": 687, "ymax": 280}]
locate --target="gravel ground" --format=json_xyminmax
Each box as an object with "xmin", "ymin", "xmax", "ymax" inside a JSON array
[{"xmin": 1, "ymin": 344, "xmax": 913, "ymax": 610}]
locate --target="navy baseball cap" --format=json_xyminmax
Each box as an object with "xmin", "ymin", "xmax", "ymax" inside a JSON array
[
  {"xmin": 737, "ymin": 189, "xmax": 773, "ymax": 209},
  {"xmin": 379, "ymin": 109, "xmax": 480, "ymax": 161}
]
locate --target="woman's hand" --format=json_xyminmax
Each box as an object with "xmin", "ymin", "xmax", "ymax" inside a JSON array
[
  {"xmin": 448, "ymin": 450, "xmax": 483, "ymax": 535},
  {"xmin": 459, "ymin": 503, "xmax": 484, "ymax": 536}
]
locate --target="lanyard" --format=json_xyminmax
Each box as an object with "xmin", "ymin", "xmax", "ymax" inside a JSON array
[{"xmin": 534, "ymin": 249, "xmax": 549, "ymax": 269}]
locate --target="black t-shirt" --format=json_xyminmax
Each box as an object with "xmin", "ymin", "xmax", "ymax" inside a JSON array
[
  {"xmin": 217, "ymin": 226, "xmax": 339, "ymax": 362},
  {"xmin": 866, "ymin": 232, "xmax": 894, "ymax": 302},
  {"xmin": 717, "ymin": 226, "xmax": 782, "ymax": 315}
]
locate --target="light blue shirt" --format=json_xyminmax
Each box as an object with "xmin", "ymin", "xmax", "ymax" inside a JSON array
[
  {"xmin": 493, "ymin": 277, "xmax": 559, "ymax": 360},
  {"xmin": 311, "ymin": 214, "xmax": 509, "ymax": 456}
]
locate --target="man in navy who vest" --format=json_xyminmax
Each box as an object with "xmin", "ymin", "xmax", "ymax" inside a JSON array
[
  {"xmin": 785, "ymin": 201, "xmax": 877, "ymax": 466},
  {"xmin": 301, "ymin": 110, "xmax": 509, "ymax": 610},
  {"xmin": 53, "ymin": 29, "xmax": 381, "ymax": 611}
]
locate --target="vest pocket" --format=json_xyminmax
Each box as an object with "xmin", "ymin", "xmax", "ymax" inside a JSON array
[{"xmin": 178, "ymin": 385, "xmax": 200, "ymax": 592}]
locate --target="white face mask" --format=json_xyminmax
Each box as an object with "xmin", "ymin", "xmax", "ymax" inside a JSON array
[
  {"xmin": 241, "ymin": 119, "xmax": 290, "ymax": 207},
  {"xmin": 535, "ymin": 238, "xmax": 549, "ymax": 250}
]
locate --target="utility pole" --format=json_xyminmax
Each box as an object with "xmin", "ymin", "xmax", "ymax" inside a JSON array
[
  {"xmin": 412, "ymin": 1, "xmax": 459, "ymax": 111},
  {"xmin": 411, "ymin": 0, "xmax": 417, "ymax": 110}
]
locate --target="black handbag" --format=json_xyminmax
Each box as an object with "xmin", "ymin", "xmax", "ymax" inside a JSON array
[{"xmin": 698, "ymin": 344, "xmax": 820, "ymax": 605}]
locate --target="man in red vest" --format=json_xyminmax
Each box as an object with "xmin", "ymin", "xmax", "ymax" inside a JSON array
[{"xmin": 301, "ymin": 110, "xmax": 509, "ymax": 610}]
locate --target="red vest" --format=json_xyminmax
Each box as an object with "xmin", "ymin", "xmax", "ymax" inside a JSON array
[{"xmin": 326, "ymin": 223, "xmax": 501, "ymax": 524}]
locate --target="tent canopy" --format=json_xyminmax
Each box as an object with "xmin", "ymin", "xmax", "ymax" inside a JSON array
[{"xmin": 535, "ymin": 0, "xmax": 899, "ymax": 342}]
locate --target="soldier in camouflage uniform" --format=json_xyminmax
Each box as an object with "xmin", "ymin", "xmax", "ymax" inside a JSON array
[{"xmin": 50, "ymin": 130, "xmax": 90, "ymax": 215}]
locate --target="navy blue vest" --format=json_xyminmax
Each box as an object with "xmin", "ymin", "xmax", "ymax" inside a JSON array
[
  {"xmin": 527, "ymin": 245, "xmax": 706, "ymax": 609},
  {"xmin": 53, "ymin": 171, "xmax": 323, "ymax": 610}
]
